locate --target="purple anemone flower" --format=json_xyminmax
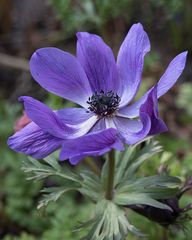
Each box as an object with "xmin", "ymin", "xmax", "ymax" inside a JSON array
[{"xmin": 8, "ymin": 23, "xmax": 187, "ymax": 164}]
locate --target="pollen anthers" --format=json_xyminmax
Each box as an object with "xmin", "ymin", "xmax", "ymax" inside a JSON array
[{"xmin": 87, "ymin": 90, "xmax": 121, "ymax": 117}]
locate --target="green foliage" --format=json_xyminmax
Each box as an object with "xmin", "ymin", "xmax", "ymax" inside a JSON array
[
  {"xmin": 3, "ymin": 233, "xmax": 36, "ymax": 240},
  {"xmin": 176, "ymin": 83, "xmax": 192, "ymax": 117},
  {"xmin": 41, "ymin": 195, "xmax": 93, "ymax": 240},
  {"xmin": 1, "ymin": 1, "xmax": 192, "ymax": 239},
  {"xmin": 79, "ymin": 170, "xmax": 103, "ymax": 202},
  {"xmin": 0, "ymin": 101, "xmax": 91, "ymax": 240},
  {"xmin": 48, "ymin": 0, "xmax": 189, "ymax": 48},
  {"xmin": 0, "ymin": 101, "xmax": 48, "ymax": 233},
  {"xmin": 151, "ymin": 0, "xmax": 183, "ymax": 17},
  {"xmin": 62, "ymin": 0, "xmax": 181, "ymax": 26},
  {"xmin": 114, "ymin": 175, "xmax": 181, "ymax": 209},
  {"xmin": 38, "ymin": 186, "xmax": 76, "ymax": 209},
  {"xmin": 80, "ymin": 199, "xmax": 145, "ymax": 240},
  {"xmin": 48, "ymin": 0, "xmax": 100, "ymax": 35},
  {"xmin": 1, "ymin": 97, "xmax": 192, "ymax": 240},
  {"xmin": 21, "ymin": 138, "xmax": 184, "ymax": 239},
  {"xmin": 114, "ymin": 139, "xmax": 163, "ymax": 184},
  {"xmin": 22, "ymin": 155, "xmax": 81, "ymax": 183}
]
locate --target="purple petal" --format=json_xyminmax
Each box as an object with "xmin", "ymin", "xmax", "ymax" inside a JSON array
[
  {"xmin": 113, "ymin": 117, "xmax": 143, "ymax": 133},
  {"xmin": 156, "ymin": 51, "xmax": 187, "ymax": 97},
  {"xmin": 117, "ymin": 23, "xmax": 150, "ymax": 107},
  {"xmin": 118, "ymin": 51, "xmax": 187, "ymax": 118},
  {"xmin": 59, "ymin": 128, "xmax": 124, "ymax": 164},
  {"xmin": 69, "ymin": 155, "xmax": 87, "ymax": 165},
  {"xmin": 56, "ymin": 108, "xmax": 99, "ymax": 138},
  {"xmin": 76, "ymin": 32, "xmax": 119, "ymax": 93},
  {"xmin": 140, "ymin": 86, "xmax": 168, "ymax": 135},
  {"xmin": 90, "ymin": 118, "xmax": 106, "ymax": 132},
  {"xmin": 64, "ymin": 115, "xmax": 98, "ymax": 138},
  {"xmin": 55, "ymin": 107, "xmax": 94, "ymax": 125},
  {"xmin": 115, "ymin": 87, "xmax": 167, "ymax": 144},
  {"xmin": 30, "ymin": 47, "xmax": 92, "ymax": 108},
  {"xmin": 19, "ymin": 96, "xmax": 75, "ymax": 139},
  {"xmin": 113, "ymin": 113, "xmax": 151, "ymax": 145},
  {"xmin": 7, "ymin": 122, "xmax": 63, "ymax": 159}
]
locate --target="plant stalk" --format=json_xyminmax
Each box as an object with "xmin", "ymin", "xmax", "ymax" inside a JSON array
[
  {"xmin": 163, "ymin": 227, "xmax": 169, "ymax": 240},
  {"xmin": 106, "ymin": 149, "xmax": 115, "ymax": 200}
]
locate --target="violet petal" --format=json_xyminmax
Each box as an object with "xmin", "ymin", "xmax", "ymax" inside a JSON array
[
  {"xmin": 30, "ymin": 47, "xmax": 92, "ymax": 108},
  {"xmin": 76, "ymin": 32, "xmax": 119, "ymax": 94},
  {"xmin": 7, "ymin": 122, "xmax": 63, "ymax": 159},
  {"xmin": 140, "ymin": 86, "xmax": 168, "ymax": 135},
  {"xmin": 117, "ymin": 23, "xmax": 150, "ymax": 107},
  {"xmin": 115, "ymin": 87, "xmax": 167, "ymax": 143},
  {"xmin": 114, "ymin": 113, "xmax": 151, "ymax": 145},
  {"xmin": 118, "ymin": 51, "xmax": 187, "ymax": 118},
  {"xmin": 59, "ymin": 128, "xmax": 124, "ymax": 164},
  {"xmin": 19, "ymin": 96, "xmax": 76, "ymax": 139},
  {"xmin": 90, "ymin": 118, "xmax": 106, "ymax": 132},
  {"xmin": 55, "ymin": 107, "xmax": 94, "ymax": 125}
]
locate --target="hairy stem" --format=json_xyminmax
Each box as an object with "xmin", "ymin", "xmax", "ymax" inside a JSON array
[{"xmin": 106, "ymin": 149, "xmax": 115, "ymax": 200}]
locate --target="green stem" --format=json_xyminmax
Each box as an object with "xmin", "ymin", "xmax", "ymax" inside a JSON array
[
  {"xmin": 106, "ymin": 149, "xmax": 115, "ymax": 200},
  {"xmin": 163, "ymin": 227, "xmax": 169, "ymax": 240}
]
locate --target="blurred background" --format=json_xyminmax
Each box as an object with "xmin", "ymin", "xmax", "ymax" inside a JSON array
[{"xmin": 0, "ymin": 0, "xmax": 192, "ymax": 239}]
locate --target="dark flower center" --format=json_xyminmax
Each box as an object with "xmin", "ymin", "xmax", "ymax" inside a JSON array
[{"xmin": 87, "ymin": 90, "xmax": 121, "ymax": 117}]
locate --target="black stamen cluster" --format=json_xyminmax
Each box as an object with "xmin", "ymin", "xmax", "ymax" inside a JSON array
[{"xmin": 87, "ymin": 90, "xmax": 121, "ymax": 117}]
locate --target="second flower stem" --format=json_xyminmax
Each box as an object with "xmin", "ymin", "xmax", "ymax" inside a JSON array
[{"xmin": 106, "ymin": 149, "xmax": 115, "ymax": 200}]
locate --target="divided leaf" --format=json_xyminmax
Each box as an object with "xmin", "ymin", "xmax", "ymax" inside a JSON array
[
  {"xmin": 80, "ymin": 199, "xmax": 145, "ymax": 240},
  {"xmin": 79, "ymin": 170, "xmax": 103, "ymax": 202},
  {"xmin": 38, "ymin": 185, "xmax": 78, "ymax": 209},
  {"xmin": 22, "ymin": 156, "xmax": 81, "ymax": 183},
  {"xmin": 114, "ymin": 175, "xmax": 181, "ymax": 211},
  {"xmin": 107, "ymin": 138, "xmax": 162, "ymax": 186}
]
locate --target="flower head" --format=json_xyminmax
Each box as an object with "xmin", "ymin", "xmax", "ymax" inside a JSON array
[{"xmin": 8, "ymin": 23, "xmax": 187, "ymax": 164}]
